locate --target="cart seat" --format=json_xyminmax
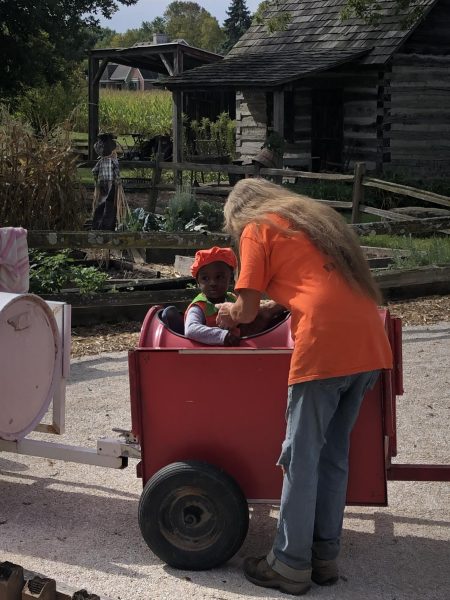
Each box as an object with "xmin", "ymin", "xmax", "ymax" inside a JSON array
[
  {"xmin": 160, "ymin": 305, "xmax": 185, "ymax": 335},
  {"xmin": 138, "ymin": 305, "xmax": 293, "ymax": 349}
]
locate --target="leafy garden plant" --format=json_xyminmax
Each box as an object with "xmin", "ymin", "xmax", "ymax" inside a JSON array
[{"xmin": 29, "ymin": 250, "xmax": 108, "ymax": 295}]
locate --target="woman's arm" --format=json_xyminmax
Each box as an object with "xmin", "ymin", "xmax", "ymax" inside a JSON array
[{"xmin": 216, "ymin": 289, "xmax": 262, "ymax": 328}]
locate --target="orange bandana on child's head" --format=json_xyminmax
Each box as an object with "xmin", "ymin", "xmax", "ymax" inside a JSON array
[{"xmin": 191, "ymin": 247, "xmax": 237, "ymax": 278}]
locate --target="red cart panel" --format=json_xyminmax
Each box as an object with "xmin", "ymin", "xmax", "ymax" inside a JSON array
[{"xmin": 129, "ymin": 347, "xmax": 387, "ymax": 505}]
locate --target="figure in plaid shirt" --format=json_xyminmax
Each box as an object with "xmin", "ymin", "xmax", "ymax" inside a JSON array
[{"xmin": 92, "ymin": 133, "xmax": 120, "ymax": 230}]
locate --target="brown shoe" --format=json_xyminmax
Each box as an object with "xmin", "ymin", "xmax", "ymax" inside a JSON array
[
  {"xmin": 311, "ymin": 558, "xmax": 339, "ymax": 586},
  {"xmin": 243, "ymin": 556, "xmax": 311, "ymax": 596}
]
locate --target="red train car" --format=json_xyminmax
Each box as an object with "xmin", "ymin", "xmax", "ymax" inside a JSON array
[{"xmin": 128, "ymin": 307, "xmax": 404, "ymax": 570}]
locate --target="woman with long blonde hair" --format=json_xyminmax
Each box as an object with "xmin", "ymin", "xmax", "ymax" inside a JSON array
[{"xmin": 217, "ymin": 178, "xmax": 392, "ymax": 596}]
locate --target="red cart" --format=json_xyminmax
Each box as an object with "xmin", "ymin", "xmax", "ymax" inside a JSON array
[
  {"xmin": 128, "ymin": 306, "xmax": 447, "ymax": 571},
  {"xmin": 2, "ymin": 294, "xmax": 447, "ymax": 572}
]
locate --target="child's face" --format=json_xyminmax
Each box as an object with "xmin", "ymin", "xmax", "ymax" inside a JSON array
[{"xmin": 197, "ymin": 261, "xmax": 232, "ymax": 302}]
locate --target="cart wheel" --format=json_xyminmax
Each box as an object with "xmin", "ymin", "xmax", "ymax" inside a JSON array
[{"xmin": 138, "ymin": 461, "xmax": 249, "ymax": 570}]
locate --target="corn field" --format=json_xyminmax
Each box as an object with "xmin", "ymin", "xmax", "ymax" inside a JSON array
[
  {"xmin": 74, "ymin": 90, "xmax": 173, "ymax": 137},
  {"xmin": 0, "ymin": 108, "xmax": 86, "ymax": 230}
]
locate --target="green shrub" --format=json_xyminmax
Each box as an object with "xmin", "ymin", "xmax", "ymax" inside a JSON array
[
  {"xmin": 188, "ymin": 112, "xmax": 236, "ymax": 158},
  {"xmin": 16, "ymin": 73, "xmax": 85, "ymax": 134},
  {"xmin": 29, "ymin": 250, "xmax": 108, "ymax": 295},
  {"xmin": 164, "ymin": 188, "xmax": 199, "ymax": 232}
]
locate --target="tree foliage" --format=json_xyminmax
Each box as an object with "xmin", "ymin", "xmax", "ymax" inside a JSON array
[
  {"xmin": 0, "ymin": 0, "xmax": 137, "ymax": 100},
  {"xmin": 95, "ymin": 18, "xmax": 167, "ymax": 48},
  {"xmin": 164, "ymin": 2, "xmax": 225, "ymax": 52},
  {"xmin": 95, "ymin": 2, "xmax": 225, "ymax": 53},
  {"xmin": 223, "ymin": 0, "xmax": 252, "ymax": 53}
]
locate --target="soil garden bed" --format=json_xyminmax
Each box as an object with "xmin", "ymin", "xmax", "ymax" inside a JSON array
[
  {"xmin": 44, "ymin": 263, "xmax": 450, "ymax": 327},
  {"xmin": 70, "ymin": 294, "xmax": 450, "ymax": 358}
]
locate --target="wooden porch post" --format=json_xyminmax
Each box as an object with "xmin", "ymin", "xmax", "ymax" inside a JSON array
[
  {"xmin": 172, "ymin": 47, "xmax": 184, "ymax": 189},
  {"xmin": 88, "ymin": 56, "xmax": 100, "ymax": 160},
  {"xmin": 273, "ymin": 89, "xmax": 285, "ymax": 137},
  {"xmin": 273, "ymin": 89, "xmax": 285, "ymax": 176},
  {"xmin": 351, "ymin": 162, "xmax": 366, "ymax": 224}
]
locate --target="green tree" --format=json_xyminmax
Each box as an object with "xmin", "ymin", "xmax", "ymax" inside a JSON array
[
  {"xmin": 223, "ymin": 0, "xmax": 252, "ymax": 52},
  {"xmin": 0, "ymin": 1, "xmax": 138, "ymax": 101},
  {"xmin": 95, "ymin": 17, "xmax": 168, "ymax": 48},
  {"xmin": 164, "ymin": 1, "xmax": 225, "ymax": 53}
]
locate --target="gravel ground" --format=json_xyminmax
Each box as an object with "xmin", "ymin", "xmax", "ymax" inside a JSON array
[{"xmin": 1, "ymin": 323, "xmax": 449, "ymax": 600}]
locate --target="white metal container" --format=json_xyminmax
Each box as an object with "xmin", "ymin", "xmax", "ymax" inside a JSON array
[{"xmin": 0, "ymin": 292, "xmax": 61, "ymax": 441}]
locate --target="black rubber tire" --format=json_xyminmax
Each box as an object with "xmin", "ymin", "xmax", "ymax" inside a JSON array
[{"xmin": 138, "ymin": 461, "xmax": 249, "ymax": 570}]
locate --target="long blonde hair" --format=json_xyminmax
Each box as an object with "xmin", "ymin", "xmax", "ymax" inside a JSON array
[{"xmin": 224, "ymin": 178, "xmax": 381, "ymax": 303}]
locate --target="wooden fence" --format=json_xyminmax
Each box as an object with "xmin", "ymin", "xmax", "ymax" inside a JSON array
[{"xmin": 78, "ymin": 159, "xmax": 450, "ymax": 225}]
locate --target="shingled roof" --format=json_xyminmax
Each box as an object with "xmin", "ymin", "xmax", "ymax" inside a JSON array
[{"xmin": 166, "ymin": 0, "xmax": 439, "ymax": 89}]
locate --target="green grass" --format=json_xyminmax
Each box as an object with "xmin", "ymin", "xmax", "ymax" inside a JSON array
[{"xmin": 361, "ymin": 235, "xmax": 450, "ymax": 269}]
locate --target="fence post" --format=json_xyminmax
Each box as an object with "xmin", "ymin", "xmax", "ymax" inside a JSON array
[
  {"xmin": 148, "ymin": 142, "xmax": 162, "ymax": 213},
  {"xmin": 351, "ymin": 162, "xmax": 366, "ymax": 224}
]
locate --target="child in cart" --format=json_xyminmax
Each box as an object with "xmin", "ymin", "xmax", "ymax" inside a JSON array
[
  {"xmin": 184, "ymin": 247, "xmax": 240, "ymax": 346},
  {"xmin": 183, "ymin": 246, "xmax": 286, "ymax": 346}
]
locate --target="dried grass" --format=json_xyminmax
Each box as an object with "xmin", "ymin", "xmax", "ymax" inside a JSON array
[{"xmin": 0, "ymin": 107, "xmax": 86, "ymax": 229}]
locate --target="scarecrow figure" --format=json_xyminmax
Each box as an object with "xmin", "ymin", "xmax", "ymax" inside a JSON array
[{"xmin": 91, "ymin": 133, "xmax": 121, "ymax": 230}]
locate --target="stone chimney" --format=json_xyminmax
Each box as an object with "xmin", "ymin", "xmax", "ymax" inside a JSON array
[{"xmin": 153, "ymin": 33, "xmax": 169, "ymax": 45}]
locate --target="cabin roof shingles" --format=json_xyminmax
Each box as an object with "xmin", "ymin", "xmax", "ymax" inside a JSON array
[
  {"xmin": 166, "ymin": 0, "xmax": 439, "ymax": 89},
  {"xmin": 229, "ymin": 0, "xmax": 437, "ymax": 61}
]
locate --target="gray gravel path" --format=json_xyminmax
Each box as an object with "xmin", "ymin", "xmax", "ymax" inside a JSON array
[{"xmin": 1, "ymin": 324, "xmax": 449, "ymax": 600}]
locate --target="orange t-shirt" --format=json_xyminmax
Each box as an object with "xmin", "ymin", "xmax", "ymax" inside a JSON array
[{"xmin": 235, "ymin": 216, "xmax": 393, "ymax": 385}]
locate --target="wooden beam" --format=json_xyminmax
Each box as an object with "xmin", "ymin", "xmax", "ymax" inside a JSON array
[
  {"xmin": 171, "ymin": 46, "xmax": 184, "ymax": 189},
  {"xmin": 26, "ymin": 217, "xmax": 450, "ymax": 251},
  {"xmin": 88, "ymin": 56, "xmax": 100, "ymax": 160},
  {"xmin": 351, "ymin": 162, "xmax": 366, "ymax": 224},
  {"xmin": 78, "ymin": 160, "xmax": 354, "ymax": 181},
  {"xmin": 359, "ymin": 206, "xmax": 415, "ymax": 221},
  {"xmin": 172, "ymin": 90, "xmax": 184, "ymax": 189},
  {"xmin": 27, "ymin": 231, "xmax": 233, "ymax": 250},
  {"xmin": 375, "ymin": 265, "xmax": 450, "ymax": 290},
  {"xmin": 93, "ymin": 58, "xmax": 108, "ymax": 86},
  {"xmin": 259, "ymin": 168, "xmax": 354, "ymax": 181},
  {"xmin": 350, "ymin": 216, "xmax": 450, "ymax": 236},
  {"xmin": 159, "ymin": 161, "xmax": 253, "ymax": 174},
  {"xmin": 159, "ymin": 53, "xmax": 174, "ymax": 76},
  {"xmin": 364, "ymin": 178, "xmax": 450, "ymax": 208}
]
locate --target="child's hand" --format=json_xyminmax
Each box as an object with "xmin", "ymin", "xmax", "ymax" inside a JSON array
[{"xmin": 224, "ymin": 331, "xmax": 240, "ymax": 346}]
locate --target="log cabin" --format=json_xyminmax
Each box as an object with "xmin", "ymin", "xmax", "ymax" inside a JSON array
[{"xmin": 166, "ymin": 0, "xmax": 450, "ymax": 176}]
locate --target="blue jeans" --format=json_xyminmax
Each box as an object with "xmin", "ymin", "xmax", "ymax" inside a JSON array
[{"xmin": 267, "ymin": 370, "xmax": 380, "ymax": 578}]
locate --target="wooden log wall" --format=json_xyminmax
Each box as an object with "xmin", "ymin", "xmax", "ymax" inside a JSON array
[
  {"xmin": 283, "ymin": 87, "xmax": 312, "ymax": 169},
  {"xmin": 388, "ymin": 0, "xmax": 450, "ymax": 176},
  {"xmin": 389, "ymin": 52, "xmax": 450, "ymax": 175},
  {"xmin": 235, "ymin": 90, "xmax": 267, "ymax": 160},
  {"xmin": 307, "ymin": 68, "xmax": 379, "ymax": 172},
  {"xmin": 287, "ymin": 69, "xmax": 380, "ymax": 172},
  {"xmin": 342, "ymin": 69, "xmax": 379, "ymax": 172}
]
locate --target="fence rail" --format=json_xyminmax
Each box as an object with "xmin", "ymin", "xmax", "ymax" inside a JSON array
[
  {"xmin": 27, "ymin": 217, "xmax": 450, "ymax": 250},
  {"xmin": 79, "ymin": 158, "xmax": 450, "ymax": 222}
]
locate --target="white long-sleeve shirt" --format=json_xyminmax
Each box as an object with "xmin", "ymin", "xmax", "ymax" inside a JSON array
[{"xmin": 184, "ymin": 305, "xmax": 228, "ymax": 345}]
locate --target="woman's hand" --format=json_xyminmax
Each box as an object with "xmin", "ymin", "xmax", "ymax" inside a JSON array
[{"xmin": 216, "ymin": 302, "xmax": 237, "ymax": 329}]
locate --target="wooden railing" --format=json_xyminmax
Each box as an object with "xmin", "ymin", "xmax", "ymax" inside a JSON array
[{"xmin": 78, "ymin": 158, "xmax": 450, "ymax": 221}]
